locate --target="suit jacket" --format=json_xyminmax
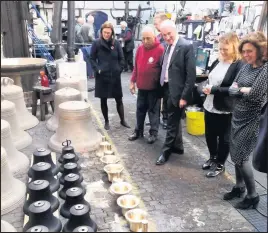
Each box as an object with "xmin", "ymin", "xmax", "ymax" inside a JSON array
[
  {"xmin": 209, "ymin": 59, "xmax": 244, "ymax": 112},
  {"xmin": 163, "ymin": 37, "xmax": 196, "ymax": 106}
]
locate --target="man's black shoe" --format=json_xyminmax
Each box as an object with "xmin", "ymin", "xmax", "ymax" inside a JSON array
[
  {"xmin": 156, "ymin": 153, "xmax": 170, "ymax": 165},
  {"xmin": 147, "ymin": 135, "xmax": 157, "ymax": 144},
  {"xmin": 128, "ymin": 131, "xmax": 144, "ymax": 141},
  {"xmin": 171, "ymin": 148, "xmax": 184, "ymax": 154}
]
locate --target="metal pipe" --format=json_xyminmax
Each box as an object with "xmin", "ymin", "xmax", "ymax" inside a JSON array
[
  {"xmin": 51, "ymin": 1, "xmax": 63, "ymax": 43},
  {"xmin": 67, "ymin": 1, "xmax": 75, "ymax": 62},
  {"xmin": 125, "ymin": 1, "xmax": 130, "ymax": 18},
  {"xmin": 51, "ymin": 1, "xmax": 66, "ymax": 60}
]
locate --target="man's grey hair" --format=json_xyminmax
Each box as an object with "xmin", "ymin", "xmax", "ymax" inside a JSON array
[
  {"xmin": 141, "ymin": 26, "xmax": 155, "ymax": 35},
  {"xmin": 160, "ymin": 20, "xmax": 176, "ymax": 30},
  {"xmin": 120, "ymin": 21, "xmax": 127, "ymax": 27}
]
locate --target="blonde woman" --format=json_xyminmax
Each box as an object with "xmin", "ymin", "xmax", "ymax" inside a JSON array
[{"xmin": 202, "ymin": 32, "xmax": 244, "ymax": 177}]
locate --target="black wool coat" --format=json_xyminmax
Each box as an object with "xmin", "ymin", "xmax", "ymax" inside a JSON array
[{"xmin": 89, "ymin": 38, "xmax": 125, "ymax": 98}]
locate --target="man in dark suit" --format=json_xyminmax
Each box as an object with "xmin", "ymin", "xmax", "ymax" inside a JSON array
[{"xmin": 156, "ymin": 20, "xmax": 196, "ymax": 165}]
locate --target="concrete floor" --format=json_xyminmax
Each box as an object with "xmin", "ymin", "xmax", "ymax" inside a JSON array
[{"xmin": 1, "ymin": 72, "xmax": 267, "ymax": 232}]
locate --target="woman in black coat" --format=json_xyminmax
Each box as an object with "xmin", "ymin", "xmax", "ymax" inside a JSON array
[{"xmin": 89, "ymin": 21, "xmax": 130, "ymax": 130}]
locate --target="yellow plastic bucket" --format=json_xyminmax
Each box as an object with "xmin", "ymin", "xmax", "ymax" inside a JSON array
[{"xmin": 186, "ymin": 109, "xmax": 205, "ymax": 136}]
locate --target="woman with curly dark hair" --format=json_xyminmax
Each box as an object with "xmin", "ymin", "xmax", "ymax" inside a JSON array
[
  {"xmin": 90, "ymin": 21, "xmax": 130, "ymax": 130},
  {"xmin": 224, "ymin": 31, "xmax": 267, "ymax": 209}
]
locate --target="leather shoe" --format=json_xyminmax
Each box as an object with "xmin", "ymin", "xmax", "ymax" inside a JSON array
[
  {"xmin": 206, "ymin": 164, "xmax": 225, "ymax": 177},
  {"xmin": 156, "ymin": 153, "xmax": 169, "ymax": 165},
  {"xmin": 128, "ymin": 131, "xmax": 143, "ymax": 141},
  {"xmin": 104, "ymin": 122, "xmax": 110, "ymax": 130},
  {"xmin": 171, "ymin": 147, "xmax": 184, "ymax": 154},
  {"xmin": 147, "ymin": 135, "xmax": 157, "ymax": 144},
  {"xmin": 202, "ymin": 158, "xmax": 216, "ymax": 170}
]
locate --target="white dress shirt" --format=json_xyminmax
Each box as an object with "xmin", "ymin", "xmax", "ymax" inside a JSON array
[{"xmin": 164, "ymin": 35, "xmax": 180, "ymax": 83}]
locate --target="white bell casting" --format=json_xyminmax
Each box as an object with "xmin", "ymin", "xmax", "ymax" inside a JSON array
[
  {"xmin": 1, "ymin": 120, "xmax": 30, "ymax": 175},
  {"xmin": 1, "ymin": 220, "xmax": 17, "ymax": 232},
  {"xmin": 1, "ymin": 77, "xmax": 39, "ymax": 130},
  {"xmin": 56, "ymin": 76, "xmax": 80, "ymax": 92},
  {"xmin": 49, "ymin": 101, "xmax": 101, "ymax": 153},
  {"xmin": 46, "ymin": 87, "xmax": 81, "ymax": 132},
  {"xmin": 1, "ymin": 98, "xmax": 32, "ymax": 150},
  {"xmin": 1, "ymin": 147, "xmax": 26, "ymax": 215}
]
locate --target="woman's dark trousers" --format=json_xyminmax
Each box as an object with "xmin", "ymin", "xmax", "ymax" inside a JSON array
[{"xmin": 205, "ymin": 110, "xmax": 232, "ymax": 165}]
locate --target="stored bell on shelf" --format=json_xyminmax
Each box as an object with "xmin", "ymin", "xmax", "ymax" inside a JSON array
[
  {"xmin": 1, "ymin": 220, "xmax": 17, "ymax": 232},
  {"xmin": 59, "ymin": 173, "xmax": 85, "ymax": 200},
  {"xmin": 56, "ymin": 76, "xmax": 80, "ymax": 91},
  {"xmin": 46, "ymin": 87, "xmax": 81, "ymax": 132},
  {"xmin": 1, "ymin": 147, "xmax": 26, "ymax": 215},
  {"xmin": 1, "ymin": 98, "xmax": 32, "ymax": 150},
  {"xmin": 23, "ymin": 201, "xmax": 62, "ymax": 232},
  {"xmin": 73, "ymin": 226, "xmax": 94, "ymax": 232},
  {"xmin": 63, "ymin": 204, "xmax": 97, "ymax": 232},
  {"xmin": 23, "ymin": 180, "xmax": 60, "ymax": 216},
  {"xmin": 31, "ymin": 162, "xmax": 60, "ymax": 193},
  {"xmin": 26, "ymin": 226, "xmax": 49, "ymax": 232},
  {"xmin": 58, "ymin": 139, "xmax": 77, "ymax": 163},
  {"xmin": 60, "ymin": 162, "xmax": 82, "ymax": 185},
  {"xmin": 60, "ymin": 187, "xmax": 90, "ymax": 218},
  {"xmin": 28, "ymin": 148, "xmax": 59, "ymax": 178},
  {"xmin": 1, "ymin": 119, "xmax": 29, "ymax": 175},
  {"xmin": 49, "ymin": 101, "xmax": 101, "ymax": 153},
  {"xmin": 1, "ymin": 77, "xmax": 39, "ymax": 130},
  {"xmin": 59, "ymin": 153, "xmax": 80, "ymax": 173}
]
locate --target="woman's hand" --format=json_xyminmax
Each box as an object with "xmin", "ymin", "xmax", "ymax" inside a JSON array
[
  {"xmin": 202, "ymin": 85, "xmax": 213, "ymax": 95},
  {"xmin": 240, "ymin": 87, "xmax": 251, "ymax": 94}
]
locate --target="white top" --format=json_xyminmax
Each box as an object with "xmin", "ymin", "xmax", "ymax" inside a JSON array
[
  {"xmin": 203, "ymin": 61, "xmax": 231, "ymax": 114},
  {"xmin": 164, "ymin": 35, "xmax": 179, "ymax": 83}
]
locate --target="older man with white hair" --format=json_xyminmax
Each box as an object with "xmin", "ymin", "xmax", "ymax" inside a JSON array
[
  {"xmin": 128, "ymin": 26, "xmax": 165, "ymax": 144},
  {"xmin": 74, "ymin": 17, "xmax": 84, "ymax": 53},
  {"xmin": 156, "ymin": 20, "xmax": 196, "ymax": 165},
  {"xmin": 80, "ymin": 15, "xmax": 95, "ymax": 43},
  {"xmin": 119, "ymin": 21, "xmax": 135, "ymax": 72}
]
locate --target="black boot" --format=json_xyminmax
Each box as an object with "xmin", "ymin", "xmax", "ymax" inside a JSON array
[
  {"xmin": 104, "ymin": 121, "xmax": 110, "ymax": 130},
  {"xmin": 234, "ymin": 195, "xmax": 260, "ymax": 209},
  {"xmin": 116, "ymin": 102, "xmax": 130, "ymax": 128},
  {"xmin": 223, "ymin": 186, "xmax": 246, "ymax": 200}
]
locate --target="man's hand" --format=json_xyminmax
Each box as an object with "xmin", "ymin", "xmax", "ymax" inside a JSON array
[
  {"xmin": 179, "ymin": 99, "xmax": 187, "ymax": 108},
  {"xmin": 202, "ymin": 85, "xmax": 213, "ymax": 95},
  {"xmin": 130, "ymin": 82, "xmax": 136, "ymax": 95}
]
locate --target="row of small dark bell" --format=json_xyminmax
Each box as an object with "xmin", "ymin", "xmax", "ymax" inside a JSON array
[
  {"xmin": 23, "ymin": 200, "xmax": 96, "ymax": 232},
  {"xmin": 59, "ymin": 141, "xmax": 97, "ymax": 232},
  {"xmin": 23, "ymin": 142, "xmax": 97, "ymax": 232}
]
